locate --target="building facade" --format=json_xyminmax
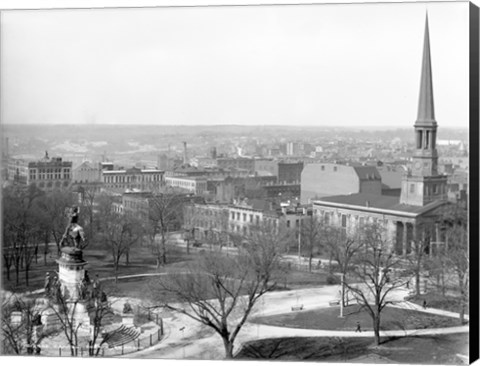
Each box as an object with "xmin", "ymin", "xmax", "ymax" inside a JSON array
[
  {"xmin": 301, "ymin": 163, "xmax": 382, "ymax": 204},
  {"xmin": 165, "ymin": 176, "xmax": 207, "ymax": 195},
  {"xmin": 28, "ymin": 152, "xmax": 72, "ymax": 190},
  {"xmin": 102, "ymin": 167, "xmax": 164, "ymax": 191}
]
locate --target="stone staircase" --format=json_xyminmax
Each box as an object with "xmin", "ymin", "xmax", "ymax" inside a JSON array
[{"xmin": 103, "ymin": 325, "xmax": 140, "ymax": 348}]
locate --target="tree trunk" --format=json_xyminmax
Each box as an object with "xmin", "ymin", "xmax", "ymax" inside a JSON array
[
  {"xmin": 415, "ymin": 271, "xmax": 421, "ymax": 295},
  {"xmin": 308, "ymin": 252, "xmax": 313, "ymax": 272},
  {"xmin": 222, "ymin": 337, "xmax": 234, "ymax": 359},
  {"xmin": 373, "ymin": 314, "xmax": 381, "ymax": 346},
  {"xmin": 44, "ymin": 241, "xmax": 49, "ymax": 266},
  {"xmin": 5, "ymin": 264, "xmax": 11, "ymax": 281},
  {"xmin": 161, "ymin": 232, "xmax": 167, "ymax": 265},
  {"xmin": 15, "ymin": 260, "xmax": 20, "ymax": 286},
  {"xmin": 25, "ymin": 264, "xmax": 29, "ymax": 286}
]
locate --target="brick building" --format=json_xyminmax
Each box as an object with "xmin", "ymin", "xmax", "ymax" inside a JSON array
[{"xmin": 27, "ymin": 152, "xmax": 72, "ymax": 190}]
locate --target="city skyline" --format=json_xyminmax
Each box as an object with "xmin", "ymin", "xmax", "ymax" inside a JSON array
[{"xmin": 0, "ymin": 1, "xmax": 470, "ymax": 128}]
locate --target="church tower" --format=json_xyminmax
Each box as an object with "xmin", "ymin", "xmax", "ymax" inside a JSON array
[{"xmin": 400, "ymin": 14, "xmax": 448, "ymax": 206}]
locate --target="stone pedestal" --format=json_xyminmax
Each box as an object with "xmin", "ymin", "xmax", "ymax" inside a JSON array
[
  {"xmin": 122, "ymin": 313, "xmax": 135, "ymax": 327},
  {"xmin": 56, "ymin": 247, "xmax": 88, "ymax": 301},
  {"xmin": 54, "ymin": 247, "xmax": 91, "ymax": 334}
]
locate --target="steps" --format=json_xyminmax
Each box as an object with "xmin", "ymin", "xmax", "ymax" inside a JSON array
[{"xmin": 103, "ymin": 325, "xmax": 140, "ymax": 348}]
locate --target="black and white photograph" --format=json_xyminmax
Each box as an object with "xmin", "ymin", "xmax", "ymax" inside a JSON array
[{"xmin": 0, "ymin": 0, "xmax": 476, "ymax": 364}]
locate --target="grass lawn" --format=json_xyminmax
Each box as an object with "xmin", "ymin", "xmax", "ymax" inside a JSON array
[
  {"xmin": 251, "ymin": 304, "xmax": 461, "ymax": 331},
  {"xmin": 235, "ymin": 333, "xmax": 469, "ymax": 364},
  {"xmin": 406, "ymin": 291, "xmax": 469, "ymax": 315},
  {"xmin": 3, "ymin": 243, "xmax": 195, "ymax": 293}
]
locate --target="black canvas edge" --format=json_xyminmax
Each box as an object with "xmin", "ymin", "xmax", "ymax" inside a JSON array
[{"xmin": 469, "ymin": 1, "xmax": 479, "ymax": 365}]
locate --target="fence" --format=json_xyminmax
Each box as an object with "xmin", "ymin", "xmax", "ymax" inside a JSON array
[{"xmin": 55, "ymin": 314, "xmax": 164, "ymax": 357}]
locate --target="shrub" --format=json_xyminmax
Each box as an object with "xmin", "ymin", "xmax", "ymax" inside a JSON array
[{"xmin": 326, "ymin": 274, "xmax": 340, "ymax": 285}]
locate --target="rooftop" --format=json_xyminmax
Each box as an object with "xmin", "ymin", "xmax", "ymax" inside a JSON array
[{"xmin": 314, "ymin": 193, "xmax": 447, "ymax": 215}]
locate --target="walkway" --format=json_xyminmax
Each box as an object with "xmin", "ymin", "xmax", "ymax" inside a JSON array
[{"xmin": 123, "ymin": 284, "xmax": 469, "ymax": 360}]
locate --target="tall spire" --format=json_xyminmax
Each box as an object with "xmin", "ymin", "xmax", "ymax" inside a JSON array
[{"xmin": 416, "ymin": 13, "xmax": 436, "ymax": 124}]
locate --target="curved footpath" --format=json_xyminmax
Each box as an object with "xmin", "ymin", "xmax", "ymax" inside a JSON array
[{"xmin": 126, "ymin": 284, "xmax": 469, "ymax": 360}]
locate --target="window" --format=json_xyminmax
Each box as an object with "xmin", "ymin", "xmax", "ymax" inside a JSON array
[
  {"xmin": 286, "ymin": 221, "xmax": 290, "ymax": 228},
  {"xmin": 341, "ymin": 215, "xmax": 347, "ymax": 228},
  {"xmin": 410, "ymin": 184, "xmax": 415, "ymax": 193},
  {"xmin": 250, "ymin": 214, "xmax": 253, "ymax": 223},
  {"xmin": 243, "ymin": 213, "xmax": 247, "ymax": 222}
]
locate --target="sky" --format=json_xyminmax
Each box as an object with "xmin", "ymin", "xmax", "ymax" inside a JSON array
[{"xmin": 0, "ymin": 0, "xmax": 470, "ymax": 128}]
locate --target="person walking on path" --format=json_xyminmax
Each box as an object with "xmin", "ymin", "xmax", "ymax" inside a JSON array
[
  {"xmin": 355, "ymin": 321, "xmax": 362, "ymax": 333},
  {"xmin": 423, "ymin": 300, "xmax": 427, "ymax": 309}
]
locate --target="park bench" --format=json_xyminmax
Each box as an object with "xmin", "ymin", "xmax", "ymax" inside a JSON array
[{"xmin": 291, "ymin": 304, "xmax": 304, "ymax": 311}]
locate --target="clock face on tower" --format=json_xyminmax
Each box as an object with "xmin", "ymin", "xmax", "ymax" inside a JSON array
[{"xmin": 414, "ymin": 161, "xmax": 422, "ymax": 170}]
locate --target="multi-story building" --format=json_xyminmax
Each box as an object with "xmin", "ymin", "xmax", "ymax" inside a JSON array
[
  {"xmin": 165, "ymin": 176, "xmax": 207, "ymax": 195},
  {"xmin": 102, "ymin": 167, "xmax": 164, "ymax": 192},
  {"xmin": 27, "ymin": 152, "xmax": 72, "ymax": 190},
  {"xmin": 301, "ymin": 163, "xmax": 382, "ymax": 204},
  {"xmin": 184, "ymin": 199, "xmax": 310, "ymax": 245},
  {"xmin": 72, "ymin": 161, "xmax": 102, "ymax": 184},
  {"xmin": 278, "ymin": 161, "xmax": 304, "ymax": 184}
]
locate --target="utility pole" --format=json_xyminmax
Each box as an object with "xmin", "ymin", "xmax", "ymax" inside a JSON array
[
  {"xmin": 340, "ymin": 273, "xmax": 345, "ymax": 318},
  {"xmin": 297, "ymin": 221, "xmax": 302, "ymax": 270}
]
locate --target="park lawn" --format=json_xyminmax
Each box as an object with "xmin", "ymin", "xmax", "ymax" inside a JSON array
[
  {"xmin": 250, "ymin": 304, "xmax": 461, "ymax": 331},
  {"xmin": 407, "ymin": 291, "xmax": 469, "ymax": 315},
  {"xmin": 3, "ymin": 243, "xmax": 195, "ymax": 293},
  {"xmin": 235, "ymin": 333, "xmax": 469, "ymax": 364},
  {"xmin": 278, "ymin": 268, "xmax": 329, "ymax": 290}
]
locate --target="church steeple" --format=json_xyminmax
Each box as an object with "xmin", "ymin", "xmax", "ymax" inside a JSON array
[
  {"xmin": 412, "ymin": 12, "xmax": 439, "ymax": 178},
  {"xmin": 416, "ymin": 13, "xmax": 436, "ymax": 125},
  {"xmin": 400, "ymin": 13, "xmax": 447, "ymax": 207}
]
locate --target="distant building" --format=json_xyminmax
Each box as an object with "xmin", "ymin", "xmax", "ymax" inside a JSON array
[
  {"xmin": 216, "ymin": 157, "xmax": 255, "ymax": 173},
  {"xmin": 72, "ymin": 161, "xmax": 102, "ymax": 184},
  {"xmin": 165, "ymin": 176, "xmax": 207, "ymax": 195},
  {"xmin": 278, "ymin": 161, "xmax": 304, "ymax": 184},
  {"xmin": 27, "ymin": 152, "xmax": 72, "ymax": 190},
  {"xmin": 184, "ymin": 198, "xmax": 310, "ymax": 243},
  {"xmin": 254, "ymin": 158, "xmax": 278, "ymax": 177},
  {"xmin": 102, "ymin": 167, "xmax": 164, "ymax": 192},
  {"xmin": 301, "ymin": 163, "xmax": 382, "ymax": 204},
  {"xmin": 7, "ymin": 157, "xmax": 29, "ymax": 185}
]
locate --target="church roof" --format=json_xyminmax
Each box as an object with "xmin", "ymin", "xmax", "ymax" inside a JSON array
[{"xmin": 314, "ymin": 193, "xmax": 447, "ymax": 217}]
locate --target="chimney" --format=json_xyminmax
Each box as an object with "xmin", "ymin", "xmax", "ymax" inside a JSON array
[{"xmin": 183, "ymin": 141, "xmax": 188, "ymax": 165}]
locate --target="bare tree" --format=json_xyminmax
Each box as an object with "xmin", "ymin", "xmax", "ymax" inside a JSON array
[
  {"xmin": 299, "ymin": 214, "xmax": 325, "ymax": 272},
  {"xmin": 440, "ymin": 203, "xmax": 469, "ymax": 324},
  {"xmin": 2, "ymin": 184, "xmax": 44, "ymax": 286},
  {"xmin": 344, "ymin": 223, "xmax": 408, "ymax": 346},
  {"xmin": 323, "ymin": 226, "xmax": 364, "ymax": 307},
  {"xmin": 1, "ymin": 293, "xmax": 45, "ymax": 355},
  {"xmin": 159, "ymin": 223, "xmax": 289, "ymax": 358},
  {"xmin": 148, "ymin": 192, "xmax": 182, "ymax": 267},
  {"xmin": 405, "ymin": 225, "xmax": 431, "ymax": 296}
]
